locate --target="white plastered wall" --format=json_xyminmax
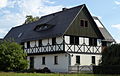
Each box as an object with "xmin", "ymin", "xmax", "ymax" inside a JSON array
[
  {"xmin": 28, "ymin": 53, "xmax": 69, "ymax": 72},
  {"xmin": 70, "ymin": 53, "xmax": 101, "ymax": 66}
]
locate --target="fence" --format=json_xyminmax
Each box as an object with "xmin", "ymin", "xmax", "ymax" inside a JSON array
[{"xmin": 68, "ymin": 65, "xmax": 93, "ymax": 73}]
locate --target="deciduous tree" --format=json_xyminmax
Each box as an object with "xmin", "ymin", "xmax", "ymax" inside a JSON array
[
  {"xmin": 24, "ymin": 15, "xmax": 39, "ymax": 24},
  {"xmin": 0, "ymin": 40, "xmax": 28, "ymax": 71},
  {"xmin": 100, "ymin": 44, "xmax": 120, "ymax": 66}
]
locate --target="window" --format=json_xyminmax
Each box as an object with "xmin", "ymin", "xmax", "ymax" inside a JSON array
[
  {"xmin": 34, "ymin": 24, "xmax": 55, "ymax": 32},
  {"xmin": 102, "ymin": 41, "xmax": 107, "ymax": 46},
  {"xmin": 76, "ymin": 56, "xmax": 80, "ymax": 64},
  {"xmin": 27, "ymin": 41, "xmax": 30, "ymax": 48},
  {"xmin": 80, "ymin": 20, "xmax": 88, "ymax": 27},
  {"xmin": 94, "ymin": 39, "xmax": 97, "ymax": 46},
  {"xmin": 38, "ymin": 40, "xmax": 42, "ymax": 47},
  {"xmin": 70, "ymin": 36, "xmax": 74, "ymax": 44},
  {"xmin": 52, "ymin": 38, "xmax": 56, "ymax": 45},
  {"xmin": 80, "ymin": 20, "xmax": 84, "ymax": 26},
  {"xmin": 89, "ymin": 38, "xmax": 97, "ymax": 46},
  {"xmin": 35, "ymin": 25, "xmax": 48, "ymax": 31},
  {"xmin": 54, "ymin": 56, "xmax": 58, "ymax": 64},
  {"xmin": 85, "ymin": 21, "xmax": 88, "ymax": 27},
  {"xmin": 70, "ymin": 36, "xmax": 79, "ymax": 45},
  {"xmin": 92, "ymin": 56, "xmax": 95, "ymax": 64},
  {"xmin": 30, "ymin": 57, "xmax": 34, "ymax": 69},
  {"xmin": 75, "ymin": 36, "xmax": 79, "ymax": 45},
  {"xmin": 42, "ymin": 57, "xmax": 45, "ymax": 65}
]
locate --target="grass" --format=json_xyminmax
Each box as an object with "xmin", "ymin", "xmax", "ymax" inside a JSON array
[{"xmin": 0, "ymin": 72, "xmax": 120, "ymax": 76}]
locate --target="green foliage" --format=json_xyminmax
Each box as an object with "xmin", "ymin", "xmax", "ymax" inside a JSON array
[
  {"xmin": 0, "ymin": 72, "xmax": 119, "ymax": 76},
  {"xmin": 24, "ymin": 15, "xmax": 39, "ymax": 24},
  {"xmin": 0, "ymin": 40, "xmax": 28, "ymax": 71},
  {"xmin": 100, "ymin": 44, "xmax": 120, "ymax": 66}
]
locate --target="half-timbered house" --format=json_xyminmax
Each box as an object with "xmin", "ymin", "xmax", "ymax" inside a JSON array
[{"xmin": 4, "ymin": 4, "xmax": 115, "ymax": 72}]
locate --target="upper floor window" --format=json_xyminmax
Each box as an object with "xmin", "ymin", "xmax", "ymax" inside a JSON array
[
  {"xmin": 27, "ymin": 41, "xmax": 30, "ymax": 48},
  {"xmin": 70, "ymin": 36, "xmax": 79, "ymax": 45},
  {"xmin": 75, "ymin": 36, "xmax": 79, "ymax": 45},
  {"xmin": 102, "ymin": 41, "xmax": 107, "ymax": 46},
  {"xmin": 38, "ymin": 40, "xmax": 42, "ymax": 47},
  {"xmin": 80, "ymin": 20, "xmax": 88, "ymax": 27},
  {"xmin": 70, "ymin": 36, "xmax": 74, "ymax": 44},
  {"xmin": 52, "ymin": 38, "xmax": 56, "ymax": 45},
  {"xmin": 89, "ymin": 38, "xmax": 97, "ymax": 46}
]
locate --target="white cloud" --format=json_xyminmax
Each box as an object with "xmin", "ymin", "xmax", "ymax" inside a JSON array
[
  {"xmin": 116, "ymin": 39, "xmax": 120, "ymax": 43},
  {"xmin": 0, "ymin": 0, "xmax": 7, "ymax": 8},
  {"xmin": 44, "ymin": 0, "xmax": 55, "ymax": 4},
  {"xmin": 0, "ymin": 28, "xmax": 7, "ymax": 34},
  {"xmin": 0, "ymin": 28, "xmax": 8, "ymax": 38},
  {"xmin": 115, "ymin": 1, "xmax": 120, "ymax": 5},
  {"xmin": 111, "ymin": 24, "xmax": 120, "ymax": 30},
  {"xmin": 90, "ymin": 13, "xmax": 102, "ymax": 19},
  {"xmin": 18, "ymin": 0, "xmax": 63, "ymax": 16},
  {"xmin": 0, "ymin": 0, "xmax": 64, "ymax": 38}
]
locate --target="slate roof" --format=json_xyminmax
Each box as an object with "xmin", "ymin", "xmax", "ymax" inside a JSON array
[
  {"xmin": 93, "ymin": 16, "xmax": 115, "ymax": 42},
  {"xmin": 0, "ymin": 38, "xmax": 3, "ymax": 41},
  {"xmin": 4, "ymin": 5, "xmax": 84, "ymax": 43}
]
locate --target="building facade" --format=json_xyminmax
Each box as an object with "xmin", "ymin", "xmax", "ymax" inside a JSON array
[{"xmin": 4, "ymin": 4, "xmax": 115, "ymax": 72}]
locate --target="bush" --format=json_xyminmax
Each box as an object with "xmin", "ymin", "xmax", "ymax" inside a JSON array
[
  {"xmin": 100, "ymin": 44, "xmax": 120, "ymax": 66},
  {"xmin": 0, "ymin": 40, "xmax": 28, "ymax": 71},
  {"xmin": 93, "ymin": 66, "xmax": 120, "ymax": 74},
  {"xmin": 27, "ymin": 68, "xmax": 36, "ymax": 73},
  {"xmin": 24, "ymin": 67, "xmax": 51, "ymax": 73},
  {"xmin": 42, "ymin": 67, "xmax": 51, "ymax": 73}
]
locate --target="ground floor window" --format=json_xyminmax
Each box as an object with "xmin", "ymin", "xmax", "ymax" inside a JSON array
[
  {"xmin": 42, "ymin": 57, "xmax": 45, "ymax": 65},
  {"xmin": 92, "ymin": 56, "xmax": 96, "ymax": 65},
  {"xmin": 30, "ymin": 57, "xmax": 34, "ymax": 69},
  {"xmin": 76, "ymin": 56, "xmax": 80, "ymax": 64},
  {"xmin": 54, "ymin": 56, "xmax": 58, "ymax": 65}
]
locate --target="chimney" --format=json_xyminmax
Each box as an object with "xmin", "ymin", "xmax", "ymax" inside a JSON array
[{"xmin": 62, "ymin": 8, "xmax": 67, "ymax": 11}]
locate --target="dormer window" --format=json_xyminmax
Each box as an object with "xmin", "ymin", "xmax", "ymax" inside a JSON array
[
  {"xmin": 34, "ymin": 24, "xmax": 54, "ymax": 32},
  {"xmin": 80, "ymin": 20, "xmax": 88, "ymax": 27}
]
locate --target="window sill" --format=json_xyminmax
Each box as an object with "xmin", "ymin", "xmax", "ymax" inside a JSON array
[{"xmin": 54, "ymin": 64, "xmax": 58, "ymax": 65}]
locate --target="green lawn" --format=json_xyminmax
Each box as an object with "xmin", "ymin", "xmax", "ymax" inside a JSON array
[{"xmin": 0, "ymin": 72, "xmax": 120, "ymax": 76}]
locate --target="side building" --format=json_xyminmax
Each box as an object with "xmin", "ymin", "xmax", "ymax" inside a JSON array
[{"xmin": 4, "ymin": 4, "xmax": 115, "ymax": 72}]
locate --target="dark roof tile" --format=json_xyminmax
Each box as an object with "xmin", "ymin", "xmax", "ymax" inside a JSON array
[{"xmin": 4, "ymin": 5, "xmax": 83, "ymax": 43}]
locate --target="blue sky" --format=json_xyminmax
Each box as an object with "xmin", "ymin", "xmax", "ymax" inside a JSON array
[{"xmin": 0, "ymin": 0, "xmax": 120, "ymax": 43}]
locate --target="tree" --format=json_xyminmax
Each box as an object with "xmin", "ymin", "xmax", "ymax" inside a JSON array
[
  {"xmin": 99, "ymin": 44, "xmax": 120, "ymax": 66},
  {"xmin": 0, "ymin": 40, "xmax": 28, "ymax": 71},
  {"xmin": 24, "ymin": 15, "xmax": 39, "ymax": 24}
]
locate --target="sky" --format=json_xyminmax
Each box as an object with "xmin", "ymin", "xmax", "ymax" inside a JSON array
[{"xmin": 0, "ymin": 0, "xmax": 120, "ymax": 43}]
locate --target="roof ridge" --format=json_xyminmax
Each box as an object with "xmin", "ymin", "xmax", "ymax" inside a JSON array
[{"xmin": 40, "ymin": 4, "xmax": 85, "ymax": 18}]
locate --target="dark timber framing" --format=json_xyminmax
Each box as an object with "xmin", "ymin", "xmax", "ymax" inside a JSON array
[{"xmin": 24, "ymin": 35, "xmax": 101, "ymax": 55}]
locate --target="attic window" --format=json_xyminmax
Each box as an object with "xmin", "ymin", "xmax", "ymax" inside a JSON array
[
  {"xmin": 80, "ymin": 20, "xmax": 88, "ymax": 27},
  {"xmin": 34, "ymin": 24, "xmax": 54, "ymax": 31}
]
